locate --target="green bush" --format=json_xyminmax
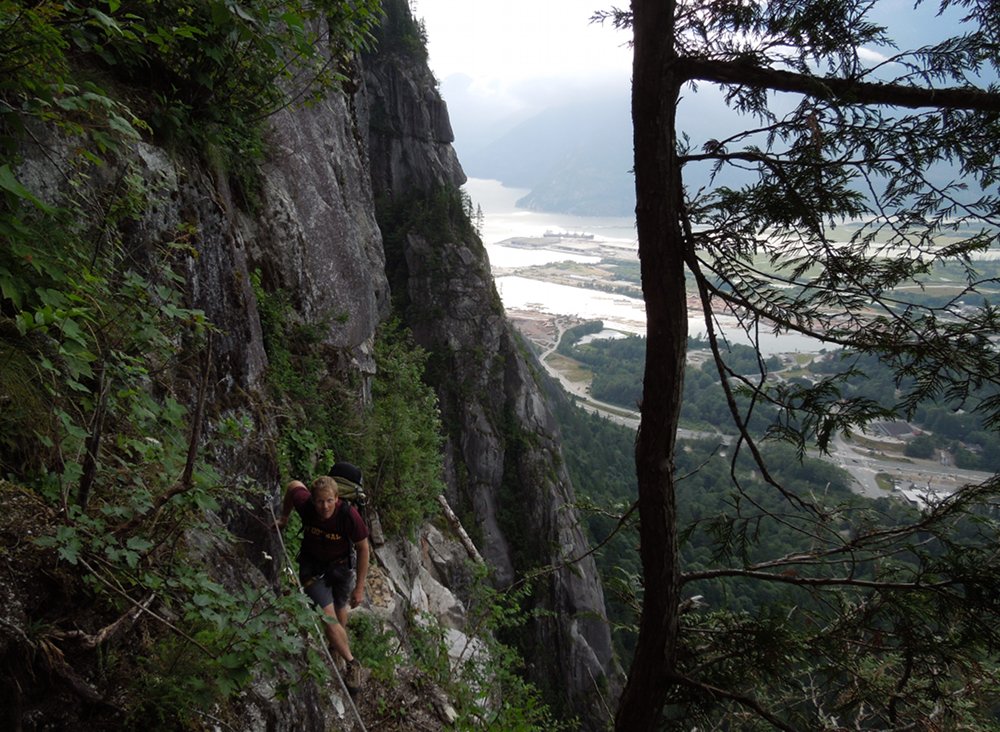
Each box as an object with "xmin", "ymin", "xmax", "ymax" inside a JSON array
[
  {"xmin": 0, "ymin": 3, "xmax": 397, "ymax": 724},
  {"xmin": 349, "ymin": 612, "xmax": 403, "ymax": 682},
  {"xmin": 405, "ymin": 569, "xmax": 577, "ymax": 732},
  {"xmin": 367, "ymin": 319, "xmax": 446, "ymax": 536}
]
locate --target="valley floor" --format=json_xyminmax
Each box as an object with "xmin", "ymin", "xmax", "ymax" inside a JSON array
[{"xmin": 507, "ymin": 309, "xmax": 993, "ymax": 508}]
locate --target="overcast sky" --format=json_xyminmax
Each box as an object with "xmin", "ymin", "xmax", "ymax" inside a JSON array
[
  {"xmin": 410, "ymin": 0, "xmax": 991, "ymax": 161},
  {"xmin": 413, "ymin": 0, "xmax": 632, "ymax": 114},
  {"xmin": 410, "ymin": 0, "xmax": 976, "ymax": 100}
]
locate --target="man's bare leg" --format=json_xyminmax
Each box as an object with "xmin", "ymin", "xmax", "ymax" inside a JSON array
[
  {"xmin": 321, "ymin": 603, "xmax": 354, "ymax": 663},
  {"xmin": 330, "ymin": 602, "xmax": 363, "ymax": 692}
]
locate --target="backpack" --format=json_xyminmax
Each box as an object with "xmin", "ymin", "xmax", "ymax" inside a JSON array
[
  {"xmin": 330, "ymin": 460, "xmax": 386, "ymax": 549},
  {"xmin": 329, "ymin": 461, "xmax": 367, "ymax": 508}
]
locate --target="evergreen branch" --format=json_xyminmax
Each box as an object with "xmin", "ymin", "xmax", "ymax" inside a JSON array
[
  {"xmin": 502, "ymin": 499, "xmax": 640, "ymax": 596},
  {"xmin": 682, "ymin": 565, "xmax": 953, "ymax": 591},
  {"xmin": 668, "ymin": 672, "xmax": 799, "ymax": 732},
  {"xmin": 680, "ymin": 57, "xmax": 1000, "ymax": 112},
  {"xmin": 683, "ymin": 218, "xmax": 818, "ymax": 515}
]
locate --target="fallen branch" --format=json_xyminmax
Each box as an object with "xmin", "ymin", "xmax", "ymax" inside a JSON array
[
  {"xmin": 52, "ymin": 593, "xmax": 154, "ymax": 650},
  {"xmin": 78, "ymin": 557, "xmax": 213, "ymax": 655},
  {"xmin": 436, "ymin": 494, "xmax": 484, "ymax": 565}
]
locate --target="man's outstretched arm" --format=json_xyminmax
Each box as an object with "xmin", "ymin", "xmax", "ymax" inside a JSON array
[{"xmin": 275, "ymin": 480, "xmax": 306, "ymax": 529}]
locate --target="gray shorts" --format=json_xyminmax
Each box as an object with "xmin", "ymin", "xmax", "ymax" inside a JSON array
[{"xmin": 300, "ymin": 561, "xmax": 353, "ymax": 611}]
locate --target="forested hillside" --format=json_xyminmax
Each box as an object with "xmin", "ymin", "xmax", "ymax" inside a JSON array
[
  {"xmin": 557, "ymin": 323, "xmax": 1000, "ymax": 471},
  {"xmin": 550, "ymin": 380, "xmax": 859, "ymax": 657}
]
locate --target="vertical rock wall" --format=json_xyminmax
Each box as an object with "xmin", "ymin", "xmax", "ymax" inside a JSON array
[
  {"xmin": 7, "ymin": 67, "xmax": 393, "ymax": 727},
  {"xmin": 254, "ymin": 88, "xmax": 390, "ymax": 358},
  {"xmin": 360, "ymin": 4, "xmax": 622, "ymax": 724}
]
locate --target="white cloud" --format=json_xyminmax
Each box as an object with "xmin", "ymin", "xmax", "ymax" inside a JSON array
[
  {"xmin": 857, "ymin": 47, "xmax": 893, "ymax": 66},
  {"xmin": 413, "ymin": 0, "xmax": 631, "ymax": 95}
]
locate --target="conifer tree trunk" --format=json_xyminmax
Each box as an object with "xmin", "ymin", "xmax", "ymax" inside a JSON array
[{"xmin": 614, "ymin": 0, "xmax": 688, "ymax": 728}]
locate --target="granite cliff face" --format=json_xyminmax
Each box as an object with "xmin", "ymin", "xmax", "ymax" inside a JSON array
[
  {"xmin": 3, "ymin": 2, "xmax": 619, "ymax": 728},
  {"xmin": 360, "ymin": 7, "xmax": 620, "ymax": 720}
]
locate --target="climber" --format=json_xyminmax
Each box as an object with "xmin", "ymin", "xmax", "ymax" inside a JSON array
[{"xmin": 276, "ymin": 474, "xmax": 370, "ymax": 693}]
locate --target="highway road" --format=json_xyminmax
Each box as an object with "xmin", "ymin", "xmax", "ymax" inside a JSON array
[
  {"xmin": 538, "ymin": 344, "xmax": 992, "ymax": 503},
  {"xmin": 529, "ymin": 317, "xmax": 994, "ymax": 505}
]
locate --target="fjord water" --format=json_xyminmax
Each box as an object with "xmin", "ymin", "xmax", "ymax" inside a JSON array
[
  {"xmin": 467, "ymin": 177, "xmax": 639, "ymax": 257},
  {"xmin": 466, "ymin": 177, "xmax": 823, "ymax": 354}
]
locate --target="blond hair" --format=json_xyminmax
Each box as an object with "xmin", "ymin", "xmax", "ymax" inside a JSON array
[{"xmin": 311, "ymin": 475, "xmax": 340, "ymax": 499}]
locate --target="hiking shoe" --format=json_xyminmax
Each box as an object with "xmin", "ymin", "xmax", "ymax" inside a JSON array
[
  {"xmin": 345, "ymin": 659, "xmax": 362, "ymax": 693},
  {"xmin": 330, "ymin": 651, "xmax": 345, "ymax": 675}
]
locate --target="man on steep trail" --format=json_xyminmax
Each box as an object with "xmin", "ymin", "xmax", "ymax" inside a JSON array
[{"xmin": 276, "ymin": 469, "xmax": 370, "ymax": 693}]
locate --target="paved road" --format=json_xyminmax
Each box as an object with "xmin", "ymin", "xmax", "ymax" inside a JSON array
[
  {"xmin": 826, "ymin": 432, "xmax": 992, "ymax": 502},
  {"xmin": 538, "ymin": 336, "xmax": 728, "ymax": 442},
  {"xmin": 535, "ymin": 324, "xmax": 992, "ymax": 503}
]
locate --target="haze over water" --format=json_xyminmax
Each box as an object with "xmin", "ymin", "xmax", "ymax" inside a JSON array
[{"xmin": 467, "ymin": 177, "xmax": 638, "ymax": 261}]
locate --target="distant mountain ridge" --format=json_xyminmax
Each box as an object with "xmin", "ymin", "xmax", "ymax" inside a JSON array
[
  {"xmin": 444, "ymin": 82, "xmax": 636, "ymax": 216},
  {"xmin": 515, "ymin": 137, "xmax": 634, "ymax": 216},
  {"xmin": 437, "ymin": 75, "xmax": 785, "ymax": 217}
]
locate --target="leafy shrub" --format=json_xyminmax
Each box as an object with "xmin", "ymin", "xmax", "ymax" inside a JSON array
[
  {"xmin": 253, "ymin": 270, "xmax": 445, "ymax": 535},
  {"xmin": 367, "ymin": 319, "xmax": 445, "ymax": 536},
  {"xmin": 349, "ymin": 611, "xmax": 403, "ymax": 682},
  {"xmin": 405, "ymin": 570, "xmax": 577, "ymax": 732}
]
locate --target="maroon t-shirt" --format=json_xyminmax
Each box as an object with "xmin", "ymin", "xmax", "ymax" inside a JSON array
[{"xmin": 290, "ymin": 484, "xmax": 369, "ymax": 563}]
